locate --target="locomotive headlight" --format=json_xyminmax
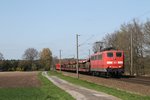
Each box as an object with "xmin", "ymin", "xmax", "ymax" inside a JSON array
[
  {"xmin": 118, "ymin": 61, "xmax": 123, "ymax": 64},
  {"xmin": 107, "ymin": 61, "xmax": 113, "ymax": 64}
]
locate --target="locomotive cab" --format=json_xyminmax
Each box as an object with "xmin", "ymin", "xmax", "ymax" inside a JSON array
[{"xmin": 105, "ymin": 50, "xmax": 124, "ymax": 75}]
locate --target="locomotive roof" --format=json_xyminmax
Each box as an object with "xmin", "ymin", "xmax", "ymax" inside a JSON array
[{"xmin": 91, "ymin": 49, "xmax": 123, "ymax": 56}]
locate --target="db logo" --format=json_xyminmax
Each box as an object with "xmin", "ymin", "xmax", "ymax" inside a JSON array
[{"xmin": 114, "ymin": 61, "xmax": 117, "ymax": 64}]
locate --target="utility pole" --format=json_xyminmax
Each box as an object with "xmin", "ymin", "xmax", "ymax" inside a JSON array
[
  {"xmin": 59, "ymin": 50, "xmax": 62, "ymax": 72},
  {"xmin": 89, "ymin": 49, "xmax": 91, "ymax": 58},
  {"xmin": 76, "ymin": 34, "xmax": 80, "ymax": 79},
  {"xmin": 130, "ymin": 33, "xmax": 133, "ymax": 76}
]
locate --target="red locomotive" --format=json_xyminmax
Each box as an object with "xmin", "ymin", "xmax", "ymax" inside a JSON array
[
  {"xmin": 90, "ymin": 49, "xmax": 124, "ymax": 76},
  {"xmin": 56, "ymin": 48, "xmax": 124, "ymax": 76}
]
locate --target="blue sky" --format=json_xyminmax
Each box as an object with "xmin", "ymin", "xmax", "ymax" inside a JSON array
[{"xmin": 0, "ymin": 0, "xmax": 150, "ymax": 59}]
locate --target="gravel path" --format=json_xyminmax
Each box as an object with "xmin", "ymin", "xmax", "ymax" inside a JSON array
[{"xmin": 42, "ymin": 71, "xmax": 120, "ymax": 100}]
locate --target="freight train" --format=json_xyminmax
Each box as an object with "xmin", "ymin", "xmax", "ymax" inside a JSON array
[{"xmin": 56, "ymin": 48, "xmax": 124, "ymax": 77}]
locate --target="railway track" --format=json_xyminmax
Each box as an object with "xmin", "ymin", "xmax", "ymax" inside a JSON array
[
  {"xmin": 62, "ymin": 71, "xmax": 150, "ymax": 86},
  {"xmin": 118, "ymin": 76, "xmax": 150, "ymax": 86},
  {"xmin": 93, "ymin": 74, "xmax": 150, "ymax": 86},
  {"xmin": 88, "ymin": 73, "xmax": 150, "ymax": 86}
]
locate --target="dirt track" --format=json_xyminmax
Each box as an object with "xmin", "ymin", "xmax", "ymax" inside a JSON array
[{"xmin": 0, "ymin": 72, "xmax": 41, "ymax": 88}]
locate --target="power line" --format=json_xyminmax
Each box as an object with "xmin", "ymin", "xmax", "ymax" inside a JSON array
[
  {"xmin": 79, "ymin": 35, "xmax": 95, "ymax": 47},
  {"xmin": 128, "ymin": 10, "xmax": 150, "ymax": 23},
  {"xmin": 137, "ymin": 10, "xmax": 150, "ymax": 19}
]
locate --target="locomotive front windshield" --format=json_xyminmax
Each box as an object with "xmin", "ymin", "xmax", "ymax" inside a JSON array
[
  {"xmin": 116, "ymin": 52, "xmax": 122, "ymax": 57},
  {"xmin": 107, "ymin": 52, "xmax": 122, "ymax": 57},
  {"xmin": 107, "ymin": 52, "xmax": 113, "ymax": 57}
]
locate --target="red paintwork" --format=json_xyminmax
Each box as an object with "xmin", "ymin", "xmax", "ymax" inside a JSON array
[{"xmin": 90, "ymin": 50, "xmax": 124, "ymax": 72}]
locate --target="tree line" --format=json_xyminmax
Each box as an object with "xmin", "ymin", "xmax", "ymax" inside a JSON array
[
  {"xmin": 1, "ymin": 19, "xmax": 150, "ymax": 76},
  {"xmin": 0, "ymin": 48, "xmax": 58, "ymax": 71},
  {"xmin": 93, "ymin": 19, "xmax": 150, "ymax": 76}
]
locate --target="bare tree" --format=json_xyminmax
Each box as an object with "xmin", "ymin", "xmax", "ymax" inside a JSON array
[
  {"xmin": 129, "ymin": 20, "xmax": 144, "ymax": 76},
  {"xmin": 143, "ymin": 20, "xmax": 150, "ymax": 74},
  {"xmin": 0, "ymin": 52, "xmax": 4, "ymax": 60},
  {"xmin": 144, "ymin": 20, "xmax": 150, "ymax": 56},
  {"xmin": 23, "ymin": 48, "xmax": 39, "ymax": 61}
]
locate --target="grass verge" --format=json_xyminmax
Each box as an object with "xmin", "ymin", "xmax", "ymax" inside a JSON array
[
  {"xmin": 48, "ymin": 71, "xmax": 150, "ymax": 100},
  {"xmin": 0, "ymin": 72, "xmax": 75, "ymax": 100}
]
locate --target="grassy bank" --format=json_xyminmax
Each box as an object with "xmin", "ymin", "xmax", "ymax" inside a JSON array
[
  {"xmin": 0, "ymin": 72, "xmax": 74, "ymax": 100},
  {"xmin": 48, "ymin": 71, "xmax": 150, "ymax": 100}
]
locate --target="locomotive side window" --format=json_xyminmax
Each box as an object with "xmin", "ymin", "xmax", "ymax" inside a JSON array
[
  {"xmin": 98, "ymin": 54, "xmax": 102, "ymax": 60},
  {"xmin": 92, "ymin": 56, "xmax": 94, "ymax": 60},
  {"xmin": 91, "ymin": 55, "xmax": 103, "ymax": 60},
  {"xmin": 91, "ymin": 56, "xmax": 94, "ymax": 60},
  {"xmin": 91, "ymin": 56, "xmax": 95, "ymax": 60},
  {"xmin": 107, "ymin": 52, "xmax": 113, "ymax": 57},
  {"xmin": 116, "ymin": 52, "xmax": 122, "ymax": 57},
  {"xmin": 95, "ymin": 56, "xmax": 97, "ymax": 60},
  {"xmin": 92, "ymin": 56, "xmax": 95, "ymax": 60},
  {"xmin": 97, "ymin": 55, "xmax": 99, "ymax": 60}
]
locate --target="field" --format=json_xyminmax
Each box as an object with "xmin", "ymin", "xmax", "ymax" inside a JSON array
[
  {"xmin": 0, "ymin": 72, "xmax": 41, "ymax": 88},
  {"xmin": 0, "ymin": 72, "xmax": 74, "ymax": 100}
]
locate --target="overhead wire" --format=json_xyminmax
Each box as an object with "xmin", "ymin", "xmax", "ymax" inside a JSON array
[
  {"xmin": 137, "ymin": 10, "xmax": 150, "ymax": 19},
  {"xmin": 79, "ymin": 34, "xmax": 95, "ymax": 47}
]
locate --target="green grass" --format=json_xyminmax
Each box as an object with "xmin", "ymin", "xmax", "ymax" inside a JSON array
[
  {"xmin": 0, "ymin": 72, "xmax": 75, "ymax": 100},
  {"xmin": 48, "ymin": 71, "xmax": 150, "ymax": 100}
]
